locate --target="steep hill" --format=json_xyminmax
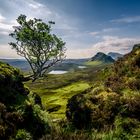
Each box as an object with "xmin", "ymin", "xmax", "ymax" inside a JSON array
[
  {"xmin": 91, "ymin": 52, "xmax": 115, "ymax": 63},
  {"xmin": 66, "ymin": 44, "xmax": 140, "ymax": 138},
  {"xmin": 105, "ymin": 44, "xmax": 140, "ymax": 92}
]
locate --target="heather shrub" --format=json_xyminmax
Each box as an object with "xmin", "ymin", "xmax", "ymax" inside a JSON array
[
  {"xmin": 66, "ymin": 94, "xmax": 92, "ymax": 129},
  {"xmin": 120, "ymin": 95, "xmax": 140, "ymax": 119},
  {"xmin": 66, "ymin": 91, "xmax": 121, "ymax": 130},
  {"xmin": 127, "ymin": 78, "xmax": 140, "ymax": 90}
]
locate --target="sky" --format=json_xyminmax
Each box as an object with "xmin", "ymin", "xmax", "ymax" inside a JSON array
[{"xmin": 0, "ymin": 0, "xmax": 140, "ymax": 59}]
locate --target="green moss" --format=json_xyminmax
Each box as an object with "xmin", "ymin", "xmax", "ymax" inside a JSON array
[{"xmin": 0, "ymin": 61, "xmax": 27, "ymax": 106}]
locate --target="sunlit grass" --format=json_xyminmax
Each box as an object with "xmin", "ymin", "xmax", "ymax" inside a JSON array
[
  {"xmin": 25, "ymin": 63, "xmax": 108, "ymax": 119},
  {"xmin": 26, "ymin": 81, "xmax": 90, "ymax": 119},
  {"xmin": 85, "ymin": 61, "xmax": 103, "ymax": 66}
]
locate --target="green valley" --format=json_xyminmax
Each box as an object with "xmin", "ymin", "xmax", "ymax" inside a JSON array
[{"xmin": 25, "ymin": 62, "xmax": 109, "ymax": 119}]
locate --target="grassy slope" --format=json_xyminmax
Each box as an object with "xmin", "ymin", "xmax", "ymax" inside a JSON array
[
  {"xmin": 85, "ymin": 60, "xmax": 103, "ymax": 66},
  {"xmin": 25, "ymin": 62, "xmax": 110, "ymax": 119}
]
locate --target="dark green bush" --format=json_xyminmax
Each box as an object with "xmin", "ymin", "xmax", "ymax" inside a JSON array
[
  {"xmin": 128, "ymin": 78, "xmax": 140, "ymax": 90},
  {"xmin": 0, "ymin": 62, "xmax": 51, "ymax": 139},
  {"xmin": 15, "ymin": 129, "xmax": 32, "ymax": 140},
  {"xmin": 120, "ymin": 95, "xmax": 140, "ymax": 119},
  {"xmin": 0, "ymin": 62, "xmax": 28, "ymax": 106},
  {"xmin": 22, "ymin": 103, "xmax": 51, "ymax": 140},
  {"xmin": 66, "ymin": 94, "xmax": 92, "ymax": 129},
  {"xmin": 66, "ymin": 91, "xmax": 122, "ymax": 130},
  {"xmin": 114, "ymin": 116, "xmax": 140, "ymax": 137}
]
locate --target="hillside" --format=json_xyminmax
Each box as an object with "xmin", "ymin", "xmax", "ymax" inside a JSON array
[
  {"xmin": 105, "ymin": 44, "xmax": 140, "ymax": 92},
  {"xmin": 66, "ymin": 44, "xmax": 140, "ymax": 139},
  {"xmin": 91, "ymin": 52, "xmax": 115, "ymax": 63},
  {"xmin": 0, "ymin": 62, "xmax": 51, "ymax": 140}
]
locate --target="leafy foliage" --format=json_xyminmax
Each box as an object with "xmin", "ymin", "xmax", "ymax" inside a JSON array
[
  {"xmin": 9, "ymin": 14, "xmax": 66, "ymax": 81},
  {"xmin": 15, "ymin": 129, "xmax": 32, "ymax": 140}
]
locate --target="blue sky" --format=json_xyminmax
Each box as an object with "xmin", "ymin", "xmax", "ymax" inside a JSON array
[{"xmin": 0, "ymin": 0, "xmax": 140, "ymax": 58}]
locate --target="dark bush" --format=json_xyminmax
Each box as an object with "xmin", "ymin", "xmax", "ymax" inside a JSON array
[
  {"xmin": 120, "ymin": 95, "xmax": 140, "ymax": 120},
  {"xmin": 114, "ymin": 117, "xmax": 140, "ymax": 134},
  {"xmin": 66, "ymin": 94, "xmax": 92, "ymax": 129},
  {"xmin": 105, "ymin": 76, "xmax": 124, "ymax": 93},
  {"xmin": 66, "ymin": 91, "xmax": 121, "ymax": 130},
  {"xmin": 128, "ymin": 79, "xmax": 140, "ymax": 90},
  {"xmin": 22, "ymin": 104, "xmax": 50, "ymax": 140}
]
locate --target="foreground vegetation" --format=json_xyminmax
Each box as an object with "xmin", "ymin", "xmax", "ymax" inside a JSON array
[{"xmin": 0, "ymin": 44, "xmax": 140, "ymax": 139}]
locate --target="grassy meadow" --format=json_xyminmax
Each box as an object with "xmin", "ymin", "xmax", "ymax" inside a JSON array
[{"xmin": 25, "ymin": 61, "xmax": 110, "ymax": 120}]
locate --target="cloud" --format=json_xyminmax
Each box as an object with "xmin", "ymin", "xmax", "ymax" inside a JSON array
[
  {"xmin": 0, "ymin": 14, "xmax": 6, "ymax": 22},
  {"xmin": 28, "ymin": 1, "xmax": 44, "ymax": 9},
  {"xmin": 0, "ymin": 44, "xmax": 21, "ymax": 59},
  {"xmin": 89, "ymin": 31, "xmax": 100, "ymax": 36},
  {"xmin": 0, "ymin": 22, "xmax": 13, "ymax": 31},
  {"xmin": 92, "ymin": 36, "xmax": 140, "ymax": 54},
  {"xmin": 66, "ymin": 48, "xmax": 92, "ymax": 59},
  {"xmin": 66, "ymin": 36, "xmax": 140, "ymax": 58},
  {"xmin": 89, "ymin": 28, "xmax": 119, "ymax": 37},
  {"xmin": 111, "ymin": 16, "xmax": 140, "ymax": 23},
  {"xmin": 0, "ymin": 0, "xmax": 77, "ymax": 32},
  {"xmin": 102, "ymin": 28, "xmax": 119, "ymax": 32},
  {"xmin": 0, "ymin": 0, "xmax": 83, "ymax": 59},
  {"xmin": 0, "ymin": 31, "xmax": 9, "ymax": 35}
]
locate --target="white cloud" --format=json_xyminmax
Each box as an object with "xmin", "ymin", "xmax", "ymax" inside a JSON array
[
  {"xmin": 102, "ymin": 28, "xmax": 119, "ymax": 32},
  {"xmin": 66, "ymin": 48, "xmax": 92, "ymax": 59},
  {"xmin": 0, "ymin": 14, "xmax": 6, "ymax": 22},
  {"xmin": 89, "ymin": 28, "xmax": 119, "ymax": 37},
  {"xmin": 0, "ymin": 12, "xmax": 18, "ymax": 33},
  {"xmin": 1, "ymin": 1, "xmax": 139, "ymax": 59},
  {"xmin": 0, "ymin": 0, "xmax": 79, "ymax": 58},
  {"xmin": 89, "ymin": 31, "xmax": 100, "ymax": 36},
  {"xmin": 28, "ymin": 2, "xmax": 44, "ymax": 9},
  {"xmin": 0, "ymin": 22, "xmax": 13, "ymax": 31},
  {"xmin": 111, "ymin": 16, "xmax": 140, "ymax": 23},
  {"xmin": 0, "ymin": 44, "xmax": 21, "ymax": 59},
  {"xmin": 66, "ymin": 36, "xmax": 140, "ymax": 58},
  {"xmin": 91, "ymin": 36, "xmax": 140, "ymax": 54},
  {"xmin": 0, "ymin": 31, "xmax": 9, "ymax": 35}
]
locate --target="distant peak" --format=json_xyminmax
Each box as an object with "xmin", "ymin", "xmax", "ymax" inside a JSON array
[
  {"xmin": 91, "ymin": 52, "xmax": 114, "ymax": 63},
  {"xmin": 108, "ymin": 52, "xmax": 123, "ymax": 60}
]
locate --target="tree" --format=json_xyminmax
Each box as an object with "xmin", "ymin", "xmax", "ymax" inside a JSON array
[{"xmin": 9, "ymin": 14, "xmax": 66, "ymax": 81}]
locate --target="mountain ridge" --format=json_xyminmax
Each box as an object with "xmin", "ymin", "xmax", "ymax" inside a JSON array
[{"xmin": 91, "ymin": 52, "xmax": 115, "ymax": 63}]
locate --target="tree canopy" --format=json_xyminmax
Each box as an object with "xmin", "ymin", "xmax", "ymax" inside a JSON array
[{"xmin": 9, "ymin": 14, "xmax": 66, "ymax": 81}]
